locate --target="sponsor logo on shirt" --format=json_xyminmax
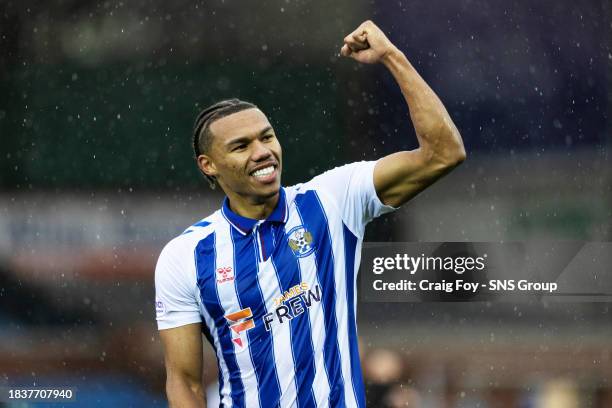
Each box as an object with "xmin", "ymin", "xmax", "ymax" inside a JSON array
[
  {"xmin": 273, "ymin": 282, "xmax": 310, "ymax": 307},
  {"xmin": 263, "ymin": 283, "xmax": 322, "ymax": 331},
  {"xmin": 216, "ymin": 265, "xmax": 234, "ymax": 283},
  {"xmin": 287, "ymin": 225, "xmax": 315, "ymax": 257},
  {"xmin": 225, "ymin": 307, "xmax": 255, "ymax": 348}
]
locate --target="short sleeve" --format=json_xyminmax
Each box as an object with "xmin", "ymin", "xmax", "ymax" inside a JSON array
[
  {"xmin": 306, "ymin": 160, "xmax": 396, "ymax": 238},
  {"xmin": 154, "ymin": 239, "xmax": 202, "ymax": 330}
]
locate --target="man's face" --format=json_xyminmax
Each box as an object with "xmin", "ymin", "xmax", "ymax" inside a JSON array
[{"xmin": 199, "ymin": 108, "xmax": 282, "ymax": 203}]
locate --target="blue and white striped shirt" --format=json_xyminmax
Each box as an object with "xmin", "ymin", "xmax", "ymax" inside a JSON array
[{"xmin": 155, "ymin": 161, "xmax": 395, "ymax": 408}]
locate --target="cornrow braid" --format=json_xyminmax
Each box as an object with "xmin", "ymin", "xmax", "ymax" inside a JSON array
[{"xmin": 192, "ymin": 98, "xmax": 258, "ymax": 189}]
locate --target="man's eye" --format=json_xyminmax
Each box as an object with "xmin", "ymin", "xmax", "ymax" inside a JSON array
[
  {"xmin": 233, "ymin": 144, "xmax": 247, "ymax": 151},
  {"xmin": 263, "ymin": 134, "xmax": 274, "ymax": 141}
]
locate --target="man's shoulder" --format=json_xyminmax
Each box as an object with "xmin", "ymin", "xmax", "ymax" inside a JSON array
[
  {"xmin": 159, "ymin": 210, "xmax": 221, "ymax": 259},
  {"xmin": 286, "ymin": 161, "xmax": 372, "ymax": 194},
  {"xmin": 180, "ymin": 210, "xmax": 222, "ymax": 236}
]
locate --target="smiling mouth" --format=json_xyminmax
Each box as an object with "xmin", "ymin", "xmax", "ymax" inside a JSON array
[{"xmin": 250, "ymin": 164, "xmax": 278, "ymax": 181}]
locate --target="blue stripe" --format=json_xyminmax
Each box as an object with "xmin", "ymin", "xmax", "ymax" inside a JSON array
[
  {"xmin": 182, "ymin": 220, "xmax": 211, "ymax": 235},
  {"xmin": 195, "ymin": 232, "xmax": 245, "ymax": 408},
  {"xmin": 271, "ymin": 239, "xmax": 317, "ymax": 408},
  {"xmin": 295, "ymin": 191, "xmax": 346, "ymax": 407},
  {"xmin": 231, "ymin": 228, "xmax": 282, "ymax": 407},
  {"xmin": 343, "ymin": 224, "xmax": 366, "ymax": 407}
]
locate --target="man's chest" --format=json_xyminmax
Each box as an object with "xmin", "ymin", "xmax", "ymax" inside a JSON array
[
  {"xmin": 201, "ymin": 221, "xmax": 327, "ymax": 316},
  {"xmin": 198, "ymin": 222, "xmax": 339, "ymax": 343}
]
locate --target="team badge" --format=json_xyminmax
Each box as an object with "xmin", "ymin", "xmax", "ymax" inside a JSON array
[{"xmin": 287, "ymin": 225, "xmax": 315, "ymax": 257}]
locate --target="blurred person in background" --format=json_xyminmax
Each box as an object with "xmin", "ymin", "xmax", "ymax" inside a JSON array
[
  {"xmin": 155, "ymin": 20, "xmax": 465, "ymax": 407},
  {"xmin": 362, "ymin": 348, "xmax": 406, "ymax": 406},
  {"xmin": 535, "ymin": 379, "xmax": 579, "ymax": 408},
  {"xmin": 383, "ymin": 384, "xmax": 422, "ymax": 408}
]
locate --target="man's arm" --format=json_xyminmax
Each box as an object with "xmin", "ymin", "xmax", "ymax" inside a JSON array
[
  {"xmin": 159, "ymin": 323, "xmax": 206, "ymax": 408},
  {"xmin": 341, "ymin": 20, "xmax": 466, "ymax": 208}
]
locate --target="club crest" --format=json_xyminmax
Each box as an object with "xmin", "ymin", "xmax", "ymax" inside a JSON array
[{"xmin": 287, "ymin": 225, "xmax": 315, "ymax": 257}]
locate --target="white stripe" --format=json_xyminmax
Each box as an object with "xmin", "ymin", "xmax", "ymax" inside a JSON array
[
  {"xmin": 316, "ymin": 193, "xmax": 359, "ymax": 407},
  {"xmin": 353, "ymin": 237, "xmax": 364, "ymax": 326},
  {"xmin": 216, "ymin": 223, "xmax": 260, "ymax": 408},
  {"xmin": 258, "ymin": 257, "xmax": 299, "ymax": 407},
  {"xmin": 287, "ymin": 201, "xmax": 330, "ymax": 407}
]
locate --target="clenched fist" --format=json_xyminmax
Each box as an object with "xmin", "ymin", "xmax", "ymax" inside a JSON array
[{"xmin": 340, "ymin": 20, "xmax": 399, "ymax": 64}]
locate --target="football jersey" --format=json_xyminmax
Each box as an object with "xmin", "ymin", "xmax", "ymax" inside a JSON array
[{"xmin": 155, "ymin": 160, "xmax": 395, "ymax": 408}]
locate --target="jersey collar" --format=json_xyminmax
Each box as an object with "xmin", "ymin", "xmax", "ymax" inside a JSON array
[{"xmin": 221, "ymin": 187, "xmax": 288, "ymax": 235}]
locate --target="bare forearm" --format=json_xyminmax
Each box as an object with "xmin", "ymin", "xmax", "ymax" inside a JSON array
[
  {"xmin": 167, "ymin": 376, "xmax": 206, "ymax": 408},
  {"xmin": 382, "ymin": 48, "xmax": 465, "ymax": 164},
  {"xmin": 341, "ymin": 20, "xmax": 466, "ymax": 206}
]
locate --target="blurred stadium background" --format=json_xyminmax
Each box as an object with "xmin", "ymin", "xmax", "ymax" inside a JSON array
[{"xmin": 0, "ymin": 0, "xmax": 610, "ymax": 407}]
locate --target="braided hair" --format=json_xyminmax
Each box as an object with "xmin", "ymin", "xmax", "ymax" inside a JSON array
[{"xmin": 192, "ymin": 98, "xmax": 257, "ymax": 189}]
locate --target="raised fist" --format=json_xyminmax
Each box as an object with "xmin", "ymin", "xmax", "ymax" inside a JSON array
[{"xmin": 340, "ymin": 20, "xmax": 398, "ymax": 64}]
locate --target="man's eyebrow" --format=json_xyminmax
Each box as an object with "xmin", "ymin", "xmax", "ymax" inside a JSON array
[{"xmin": 225, "ymin": 126, "xmax": 274, "ymax": 146}]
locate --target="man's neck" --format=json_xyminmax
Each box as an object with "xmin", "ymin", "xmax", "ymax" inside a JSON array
[{"xmin": 226, "ymin": 191, "xmax": 280, "ymax": 220}]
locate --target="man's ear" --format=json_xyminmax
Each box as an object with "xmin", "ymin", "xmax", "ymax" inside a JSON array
[{"xmin": 197, "ymin": 154, "xmax": 217, "ymax": 178}]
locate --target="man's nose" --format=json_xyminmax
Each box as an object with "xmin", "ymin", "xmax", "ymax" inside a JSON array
[{"xmin": 250, "ymin": 140, "xmax": 272, "ymax": 162}]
